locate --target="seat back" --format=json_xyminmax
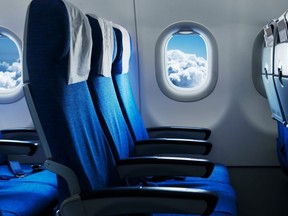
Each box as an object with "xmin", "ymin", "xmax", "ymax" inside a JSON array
[
  {"xmin": 274, "ymin": 11, "xmax": 288, "ymax": 125},
  {"xmin": 87, "ymin": 14, "xmax": 135, "ymax": 160},
  {"xmin": 262, "ymin": 20, "xmax": 285, "ymax": 123},
  {"xmin": 23, "ymin": 0, "xmax": 120, "ymax": 203},
  {"xmin": 272, "ymin": 11, "xmax": 288, "ymax": 175},
  {"xmin": 111, "ymin": 25, "xmax": 150, "ymax": 142}
]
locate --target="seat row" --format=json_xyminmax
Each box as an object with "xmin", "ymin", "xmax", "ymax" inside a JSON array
[
  {"xmin": 0, "ymin": 0, "xmax": 238, "ymax": 215},
  {"xmin": 261, "ymin": 10, "xmax": 288, "ymax": 175}
]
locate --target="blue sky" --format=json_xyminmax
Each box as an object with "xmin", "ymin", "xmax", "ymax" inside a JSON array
[
  {"xmin": 167, "ymin": 33, "xmax": 207, "ymax": 59},
  {"xmin": 0, "ymin": 35, "xmax": 19, "ymax": 64}
]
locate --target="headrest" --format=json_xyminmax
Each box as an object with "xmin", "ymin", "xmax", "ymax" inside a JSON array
[
  {"xmin": 62, "ymin": 0, "xmax": 92, "ymax": 84},
  {"xmin": 277, "ymin": 10, "xmax": 288, "ymax": 43},
  {"xmin": 87, "ymin": 14, "xmax": 114, "ymax": 78},
  {"xmin": 263, "ymin": 20, "xmax": 277, "ymax": 48},
  {"xmin": 112, "ymin": 23, "xmax": 131, "ymax": 74}
]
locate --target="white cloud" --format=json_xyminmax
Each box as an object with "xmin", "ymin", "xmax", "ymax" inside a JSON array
[
  {"xmin": 0, "ymin": 60, "xmax": 22, "ymax": 90},
  {"xmin": 167, "ymin": 49, "xmax": 207, "ymax": 88}
]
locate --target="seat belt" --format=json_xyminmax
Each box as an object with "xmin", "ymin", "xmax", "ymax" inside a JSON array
[
  {"xmin": 8, "ymin": 160, "xmax": 26, "ymax": 178},
  {"xmin": 0, "ymin": 161, "xmax": 44, "ymax": 180}
]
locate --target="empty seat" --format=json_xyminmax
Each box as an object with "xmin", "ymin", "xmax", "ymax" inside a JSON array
[
  {"xmin": 274, "ymin": 11, "xmax": 288, "ymax": 125},
  {"xmin": 86, "ymin": 14, "xmax": 237, "ymax": 215},
  {"xmin": 261, "ymin": 12, "xmax": 288, "ymax": 176},
  {"xmin": 110, "ymin": 27, "xmax": 211, "ymax": 144},
  {"xmin": 23, "ymin": 0, "xmax": 237, "ymax": 215},
  {"xmin": 87, "ymin": 18, "xmax": 231, "ymax": 184},
  {"xmin": 262, "ymin": 20, "xmax": 285, "ymax": 123}
]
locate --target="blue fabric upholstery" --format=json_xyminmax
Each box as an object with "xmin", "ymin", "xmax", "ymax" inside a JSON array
[
  {"xmin": 87, "ymin": 15, "xmax": 237, "ymax": 215},
  {"xmin": 25, "ymin": 0, "xmax": 121, "ymax": 204},
  {"xmin": 0, "ymin": 142, "xmax": 57, "ymax": 215},
  {"xmin": 0, "ymin": 178, "xmax": 57, "ymax": 216},
  {"xmin": 113, "ymin": 72, "xmax": 150, "ymax": 141}
]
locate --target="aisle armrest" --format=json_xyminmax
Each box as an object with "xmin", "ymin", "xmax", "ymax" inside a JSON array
[
  {"xmin": 116, "ymin": 156, "xmax": 214, "ymax": 179},
  {"xmin": 135, "ymin": 138, "xmax": 212, "ymax": 155},
  {"xmin": 147, "ymin": 126, "xmax": 211, "ymax": 140},
  {"xmin": 60, "ymin": 186, "xmax": 217, "ymax": 216}
]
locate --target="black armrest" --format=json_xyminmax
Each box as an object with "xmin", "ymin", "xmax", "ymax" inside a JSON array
[
  {"xmin": 135, "ymin": 138, "xmax": 212, "ymax": 155},
  {"xmin": 0, "ymin": 139, "xmax": 38, "ymax": 156},
  {"xmin": 116, "ymin": 156, "xmax": 214, "ymax": 179},
  {"xmin": 61, "ymin": 186, "xmax": 218, "ymax": 215},
  {"xmin": 0, "ymin": 128, "xmax": 38, "ymax": 141},
  {"xmin": 147, "ymin": 126, "xmax": 211, "ymax": 140}
]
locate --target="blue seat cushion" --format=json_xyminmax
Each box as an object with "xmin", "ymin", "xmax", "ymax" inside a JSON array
[{"xmin": 0, "ymin": 175, "xmax": 57, "ymax": 216}]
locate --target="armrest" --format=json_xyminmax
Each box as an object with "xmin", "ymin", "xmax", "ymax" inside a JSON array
[
  {"xmin": 0, "ymin": 139, "xmax": 38, "ymax": 156},
  {"xmin": 0, "ymin": 128, "xmax": 38, "ymax": 141},
  {"xmin": 147, "ymin": 126, "xmax": 211, "ymax": 140},
  {"xmin": 135, "ymin": 138, "xmax": 212, "ymax": 155},
  {"xmin": 116, "ymin": 156, "xmax": 214, "ymax": 179},
  {"xmin": 60, "ymin": 186, "xmax": 217, "ymax": 216}
]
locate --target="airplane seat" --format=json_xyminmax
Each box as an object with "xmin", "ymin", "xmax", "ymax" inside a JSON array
[
  {"xmin": 108, "ymin": 22, "xmax": 232, "ymax": 184},
  {"xmin": 86, "ymin": 14, "xmax": 231, "ymax": 183},
  {"xmin": 110, "ymin": 28, "xmax": 211, "ymax": 142},
  {"xmin": 269, "ymin": 11, "xmax": 288, "ymax": 175},
  {"xmin": 262, "ymin": 20, "xmax": 285, "ymax": 124},
  {"xmin": 0, "ymin": 131, "xmax": 58, "ymax": 215},
  {"xmin": 23, "ymin": 0, "xmax": 230, "ymax": 215},
  {"xmin": 109, "ymin": 22, "xmax": 217, "ymax": 159},
  {"xmin": 86, "ymin": 14, "xmax": 237, "ymax": 215},
  {"xmin": 274, "ymin": 11, "xmax": 288, "ymax": 125},
  {"xmin": 111, "ymin": 62, "xmax": 211, "ymax": 140}
]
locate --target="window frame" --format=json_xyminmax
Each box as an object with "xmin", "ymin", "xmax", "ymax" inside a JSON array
[
  {"xmin": 155, "ymin": 21, "xmax": 218, "ymax": 102},
  {"xmin": 0, "ymin": 26, "xmax": 23, "ymax": 104}
]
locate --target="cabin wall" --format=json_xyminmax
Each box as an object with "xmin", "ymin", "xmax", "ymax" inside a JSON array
[
  {"xmin": 1, "ymin": 0, "xmax": 286, "ymax": 165},
  {"xmin": 134, "ymin": 0, "xmax": 288, "ymax": 166}
]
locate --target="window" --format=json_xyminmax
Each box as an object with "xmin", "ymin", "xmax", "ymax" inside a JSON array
[
  {"xmin": 166, "ymin": 32, "xmax": 207, "ymax": 89},
  {"xmin": 0, "ymin": 27, "xmax": 23, "ymax": 103},
  {"xmin": 156, "ymin": 21, "xmax": 218, "ymax": 102}
]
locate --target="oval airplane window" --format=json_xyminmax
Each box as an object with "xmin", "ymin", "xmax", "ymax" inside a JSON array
[
  {"xmin": 156, "ymin": 21, "xmax": 218, "ymax": 102},
  {"xmin": 0, "ymin": 27, "xmax": 23, "ymax": 103}
]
